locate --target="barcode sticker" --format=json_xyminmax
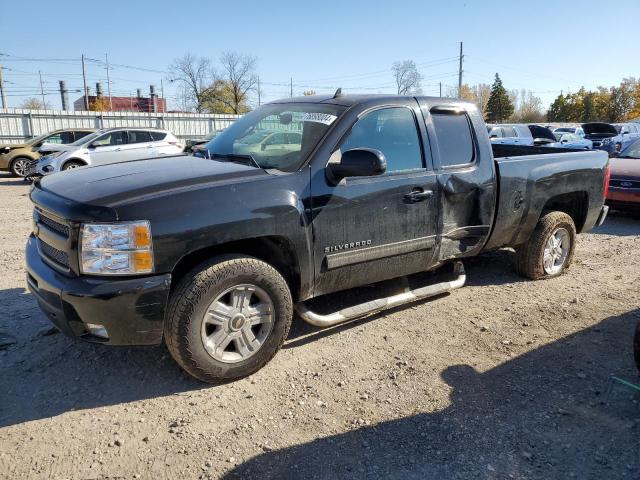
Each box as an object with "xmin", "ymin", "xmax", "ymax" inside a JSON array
[{"xmin": 301, "ymin": 113, "xmax": 337, "ymax": 125}]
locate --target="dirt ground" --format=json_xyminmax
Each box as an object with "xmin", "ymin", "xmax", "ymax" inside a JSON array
[{"xmin": 0, "ymin": 172, "xmax": 639, "ymax": 480}]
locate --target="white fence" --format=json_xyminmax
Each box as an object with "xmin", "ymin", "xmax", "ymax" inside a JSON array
[{"xmin": 0, "ymin": 109, "xmax": 242, "ymax": 144}]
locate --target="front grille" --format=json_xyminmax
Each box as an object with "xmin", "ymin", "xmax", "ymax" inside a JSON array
[
  {"xmin": 38, "ymin": 238, "xmax": 69, "ymax": 268},
  {"xmin": 36, "ymin": 211, "xmax": 70, "ymax": 237}
]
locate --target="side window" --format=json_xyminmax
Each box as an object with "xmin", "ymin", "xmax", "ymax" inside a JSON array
[
  {"xmin": 60, "ymin": 132, "xmax": 74, "ymax": 144},
  {"xmin": 94, "ymin": 131, "xmax": 127, "ymax": 146},
  {"xmin": 150, "ymin": 131, "xmax": 167, "ymax": 141},
  {"xmin": 45, "ymin": 133, "xmax": 63, "ymax": 144},
  {"xmin": 340, "ymin": 107, "xmax": 423, "ymax": 172},
  {"xmin": 128, "ymin": 131, "xmax": 153, "ymax": 144},
  {"xmin": 74, "ymin": 131, "xmax": 92, "ymax": 142},
  {"xmin": 502, "ymin": 127, "xmax": 517, "ymax": 137},
  {"xmin": 431, "ymin": 113, "xmax": 474, "ymax": 168}
]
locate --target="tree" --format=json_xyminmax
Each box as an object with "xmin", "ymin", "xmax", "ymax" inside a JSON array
[
  {"xmin": 486, "ymin": 74, "xmax": 514, "ymax": 123},
  {"xmin": 392, "ymin": 60, "xmax": 422, "ymax": 95},
  {"xmin": 89, "ymin": 97, "xmax": 110, "ymax": 111},
  {"xmin": 202, "ymin": 79, "xmax": 251, "ymax": 114},
  {"xmin": 168, "ymin": 53, "xmax": 213, "ymax": 113},
  {"xmin": 511, "ymin": 90, "xmax": 544, "ymax": 123},
  {"xmin": 211, "ymin": 52, "xmax": 258, "ymax": 114},
  {"xmin": 20, "ymin": 98, "xmax": 49, "ymax": 110},
  {"xmin": 547, "ymin": 94, "xmax": 567, "ymax": 122},
  {"xmin": 472, "ymin": 84, "xmax": 491, "ymax": 118},
  {"xmin": 303, "ymin": 89, "xmax": 316, "ymax": 96}
]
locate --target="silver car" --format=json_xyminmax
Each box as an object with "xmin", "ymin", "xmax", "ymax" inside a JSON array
[{"xmin": 35, "ymin": 128, "xmax": 184, "ymax": 175}]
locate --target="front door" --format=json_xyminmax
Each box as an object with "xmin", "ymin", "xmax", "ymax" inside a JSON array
[
  {"xmin": 310, "ymin": 101, "xmax": 440, "ymax": 297},
  {"xmin": 88, "ymin": 130, "xmax": 131, "ymax": 165}
]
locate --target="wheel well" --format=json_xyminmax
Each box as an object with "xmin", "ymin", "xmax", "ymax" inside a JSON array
[
  {"xmin": 542, "ymin": 191, "xmax": 588, "ymax": 232},
  {"xmin": 63, "ymin": 159, "xmax": 86, "ymax": 168},
  {"xmin": 170, "ymin": 236, "xmax": 301, "ymax": 301}
]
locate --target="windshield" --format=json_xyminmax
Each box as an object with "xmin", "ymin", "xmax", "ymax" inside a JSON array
[
  {"xmin": 619, "ymin": 139, "xmax": 640, "ymax": 158},
  {"xmin": 71, "ymin": 129, "xmax": 106, "ymax": 146},
  {"xmin": 554, "ymin": 128, "xmax": 574, "ymax": 133},
  {"xmin": 201, "ymin": 103, "xmax": 346, "ymax": 172}
]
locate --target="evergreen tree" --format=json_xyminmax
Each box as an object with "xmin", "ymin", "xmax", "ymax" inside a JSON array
[{"xmin": 486, "ymin": 74, "xmax": 514, "ymax": 123}]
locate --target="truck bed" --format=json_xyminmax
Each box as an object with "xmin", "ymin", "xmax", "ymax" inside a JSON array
[{"xmin": 483, "ymin": 146, "xmax": 609, "ymax": 251}]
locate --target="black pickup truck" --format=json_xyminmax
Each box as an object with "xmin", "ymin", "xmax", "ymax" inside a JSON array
[{"xmin": 26, "ymin": 94, "xmax": 610, "ymax": 382}]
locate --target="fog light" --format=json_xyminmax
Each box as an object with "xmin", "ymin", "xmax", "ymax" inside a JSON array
[
  {"xmin": 86, "ymin": 323, "xmax": 109, "ymax": 339},
  {"xmin": 43, "ymin": 165, "xmax": 53, "ymax": 172}
]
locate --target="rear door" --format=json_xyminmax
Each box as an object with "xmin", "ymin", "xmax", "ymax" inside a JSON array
[
  {"xmin": 418, "ymin": 102, "xmax": 497, "ymax": 260},
  {"xmin": 309, "ymin": 99, "xmax": 440, "ymax": 297},
  {"xmin": 126, "ymin": 130, "xmax": 156, "ymax": 159}
]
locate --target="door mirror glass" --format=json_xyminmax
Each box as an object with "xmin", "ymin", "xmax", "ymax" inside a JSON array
[{"xmin": 328, "ymin": 148, "xmax": 386, "ymax": 182}]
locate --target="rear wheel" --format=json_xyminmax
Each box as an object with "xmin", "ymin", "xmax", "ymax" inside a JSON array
[
  {"xmin": 164, "ymin": 255, "xmax": 293, "ymax": 383},
  {"xmin": 62, "ymin": 160, "xmax": 84, "ymax": 171},
  {"xmin": 514, "ymin": 211, "xmax": 576, "ymax": 280},
  {"xmin": 10, "ymin": 157, "xmax": 30, "ymax": 177}
]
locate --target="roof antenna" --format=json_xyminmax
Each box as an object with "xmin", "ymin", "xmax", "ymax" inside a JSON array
[{"xmin": 333, "ymin": 88, "xmax": 343, "ymax": 98}]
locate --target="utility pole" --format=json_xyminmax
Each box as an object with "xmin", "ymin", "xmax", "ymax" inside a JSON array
[
  {"xmin": 458, "ymin": 41, "xmax": 464, "ymax": 98},
  {"xmin": 81, "ymin": 54, "xmax": 89, "ymax": 110},
  {"xmin": 0, "ymin": 65, "xmax": 6, "ymax": 108},
  {"xmin": 439, "ymin": 82, "xmax": 442, "ymax": 98},
  {"xmin": 160, "ymin": 78, "xmax": 164, "ymax": 112},
  {"xmin": 105, "ymin": 53, "xmax": 112, "ymax": 111},
  {"xmin": 290, "ymin": 77, "xmax": 293, "ymax": 97},
  {"xmin": 257, "ymin": 76, "xmax": 261, "ymax": 106},
  {"xmin": 59, "ymin": 80, "xmax": 68, "ymax": 110},
  {"xmin": 39, "ymin": 71, "xmax": 46, "ymax": 108}
]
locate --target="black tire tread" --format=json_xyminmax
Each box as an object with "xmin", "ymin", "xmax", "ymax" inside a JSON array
[
  {"xmin": 164, "ymin": 254, "xmax": 292, "ymax": 383},
  {"xmin": 514, "ymin": 211, "xmax": 576, "ymax": 280}
]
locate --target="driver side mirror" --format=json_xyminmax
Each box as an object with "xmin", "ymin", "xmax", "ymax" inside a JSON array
[
  {"xmin": 88, "ymin": 141, "xmax": 101, "ymax": 149},
  {"xmin": 327, "ymin": 148, "xmax": 386, "ymax": 183}
]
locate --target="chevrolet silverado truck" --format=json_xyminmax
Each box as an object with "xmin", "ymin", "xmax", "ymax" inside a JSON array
[{"xmin": 26, "ymin": 94, "xmax": 610, "ymax": 383}]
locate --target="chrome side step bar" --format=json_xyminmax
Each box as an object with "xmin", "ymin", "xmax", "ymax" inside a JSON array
[{"xmin": 295, "ymin": 261, "xmax": 466, "ymax": 328}]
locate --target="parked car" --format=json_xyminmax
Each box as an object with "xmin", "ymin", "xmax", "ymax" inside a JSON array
[
  {"xmin": 606, "ymin": 138, "xmax": 640, "ymax": 211},
  {"xmin": 553, "ymin": 132, "xmax": 592, "ymax": 149},
  {"xmin": 34, "ymin": 128, "xmax": 184, "ymax": 175},
  {"xmin": 582, "ymin": 122, "xmax": 620, "ymax": 151},
  {"xmin": 184, "ymin": 130, "xmax": 222, "ymax": 152},
  {"xmin": 599, "ymin": 123, "xmax": 640, "ymax": 156},
  {"xmin": 488, "ymin": 124, "xmax": 561, "ymax": 147},
  {"xmin": 553, "ymin": 126, "xmax": 585, "ymax": 137},
  {"xmin": 26, "ymin": 94, "xmax": 609, "ymax": 383},
  {"xmin": 0, "ymin": 128, "xmax": 94, "ymax": 177}
]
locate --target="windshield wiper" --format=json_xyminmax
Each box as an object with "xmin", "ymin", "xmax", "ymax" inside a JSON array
[{"xmin": 209, "ymin": 153, "xmax": 261, "ymax": 169}]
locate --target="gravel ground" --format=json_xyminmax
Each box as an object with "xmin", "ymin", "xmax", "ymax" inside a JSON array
[{"xmin": 0, "ymin": 172, "xmax": 639, "ymax": 479}]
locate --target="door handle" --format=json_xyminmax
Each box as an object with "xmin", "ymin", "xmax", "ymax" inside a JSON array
[{"xmin": 404, "ymin": 188, "xmax": 433, "ymax": 203}]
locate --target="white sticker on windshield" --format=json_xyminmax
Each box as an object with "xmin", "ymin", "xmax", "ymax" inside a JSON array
[{"xmin": 302, "ymin": 112, "xmax": 337, "ymax": 125}]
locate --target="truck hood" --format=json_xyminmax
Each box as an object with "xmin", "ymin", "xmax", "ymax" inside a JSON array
[
  {"xmin": 37, "ymin": 155, "xmax": 269, "ymax": 207},
  {"xmin": 610, "ymin": 157, "xmax": 640, "ymax": 179},
  {"xmin": 582, "ymin": 123, "xmax": 617, "ymax": 136}
]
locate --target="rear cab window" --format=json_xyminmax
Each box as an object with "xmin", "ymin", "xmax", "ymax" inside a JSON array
[{"xmin": 430, "ymin": 110, "xmax": 475, "ymax": 168}]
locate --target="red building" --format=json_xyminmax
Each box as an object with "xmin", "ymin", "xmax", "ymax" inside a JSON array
[{"xmin": 74, "ymin": 95, "xmax": 167, "ymax": 113}]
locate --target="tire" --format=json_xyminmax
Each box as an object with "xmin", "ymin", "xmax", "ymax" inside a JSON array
[
  {"xmin": 514, "ymin": 211, "xmax": 576, "ymax": 280},
  {"xmin": 164, "ymin": 254, "xmax": 293, "ymax": 383},
  {"xmin": 634, "ymin": 320, "xmax": 640, "ymax": 373},
  {"xmin": 62, "ymin": 160, "xmax": 85, "ymax": 171},
  {"xmin": 10, "ymin": 157, "xmax": 31, "ymax": 177}
]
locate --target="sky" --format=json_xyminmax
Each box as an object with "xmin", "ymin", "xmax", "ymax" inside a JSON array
[{"xmin": 1, "ymin": 0, "xmax": 638, "ymax": 111}]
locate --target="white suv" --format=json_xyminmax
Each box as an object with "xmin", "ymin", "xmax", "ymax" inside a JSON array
[{"xmin": 36, "ymin": 128, "xmax": 184, "ymax": 175}]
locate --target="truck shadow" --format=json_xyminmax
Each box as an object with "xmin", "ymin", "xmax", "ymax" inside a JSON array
[
  {"xmin": 225, "ymin": 308, "xmax": 640, "ymax": 480},
  {"xmin": 591, "ymin": 210, "xmax": 640, "ymax": 236}
]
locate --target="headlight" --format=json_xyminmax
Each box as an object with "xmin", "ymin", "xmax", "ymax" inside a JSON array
[{"xmin": 80, "ymin": 221, "xmax": 154, "ymax": 275}]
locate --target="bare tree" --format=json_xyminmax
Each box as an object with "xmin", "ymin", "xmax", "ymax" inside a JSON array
[
  {"xmin": 20, "ymin": 98, "xmax": 49, "ymax": 110},
  {"xmin": 472, "ymin": 83, "xmax": 491, "ymax": 117},
  {"xmin": 512, "ymin": 89, "xmax": 544, "ymax": 123},
  {"xmin": 168, "ymin": 53, "xmax": 213, "ymax": 113},
  {"xmin": 303, "ymin": 89, "xmax": 316, "ymax": 96},
  {"xmin": 392, "ymin": 60, "xmax": 422, "ymax": 95},
  {"xmin": 210, "ymin": 52, "xmax": 258, "ymax": 114}
]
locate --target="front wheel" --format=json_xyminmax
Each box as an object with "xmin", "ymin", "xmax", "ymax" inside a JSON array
[
  {"xmin": 514, "ymin": 211, "xmax": 576, "ymax": 280},
  {"xmin": 164, "ymin": 255, "xmax": 293, "ymax": 383},
  {"xmin": 10, "ymin": 157, "xmax": 31, "ymax": 177}
]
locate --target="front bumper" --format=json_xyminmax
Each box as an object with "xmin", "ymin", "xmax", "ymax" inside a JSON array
[{"xmin": 26, "ymin": 234, "xmax": 171, "ymax": 345}]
